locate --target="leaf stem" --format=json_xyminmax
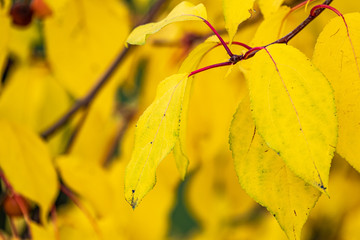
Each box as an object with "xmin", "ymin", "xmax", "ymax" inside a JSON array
[
  {"xmin": 191, "ymin": 15, "xmax": 234, "ymax": 57},
  {"xmin": 188, "ymin": 62, "xmax": 233, "ymax": 77}
]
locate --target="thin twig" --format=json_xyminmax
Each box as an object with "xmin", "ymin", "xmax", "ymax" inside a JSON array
[
  {"xmin": 270, "ymin": 0, "xmax": 333, "ymax": 45},
  {"xmin": 41, "ymin": 0, "xmax": 169, "ymax": 140}
]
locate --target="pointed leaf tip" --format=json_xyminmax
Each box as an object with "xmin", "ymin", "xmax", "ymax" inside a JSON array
[
  {"xmin": 246, "ymin": 44, "xmax": 337, "ymax": 193},
  {"xmin": 124, "ymin": 73, "xmax": 189, "ymax": 207},
  {"xmin": 230, "ymin": 95, "xmax": 321, "ymax": 240},
  {"xmin": 223, "ymin": 0, "xmax": 255, "ymax": 41}
]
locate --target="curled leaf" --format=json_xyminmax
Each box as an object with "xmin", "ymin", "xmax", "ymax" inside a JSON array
[{"xmin": 126, "ymin": 1, "xmax": 207, "ymax": 46}]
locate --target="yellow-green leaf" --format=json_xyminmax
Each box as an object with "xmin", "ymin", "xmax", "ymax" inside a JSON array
[
  {"xmin": 313, "ymin": 13, "xmax": 360, "ymax": 173},
  {"xmin": 246, "ymin": 44, "xmax": 337, "ymax": 192},
  {"xmin": 257, "ymin": 0, "xmax": 285, "ymax": 19},
  {"xmin": 56, "ymin": 155, "xmax": 114, "ymax": 217},
  {"xmin": 126, "ymin": 1, "xmax": 207, "ymax": 45},
  {"xmin": 0, "ymin": 120, "xmax": 58, "ymax": 223},
  {"xmin": 223, "ymin": 0, "xmax": 255, "ymax": 42},
  {"xmin": 125, "ymin": 73, "xmax": 188, "ymax": 208},
  {"xmin": 229, "ymin": 95, "xmax": 321, "ymax": 240},
  {"xmin": 173, "ymin": 37, "xmax": 219, "ymax": 179}
]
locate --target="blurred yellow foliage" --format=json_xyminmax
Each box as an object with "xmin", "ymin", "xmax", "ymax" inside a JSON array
[{"xmin": 0, "ymin": 0, "xmax": 360, "ymax": 240}]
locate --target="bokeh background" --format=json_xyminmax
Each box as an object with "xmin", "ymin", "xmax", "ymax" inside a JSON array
[{"xmin": 1, "ymin": 0, "xmax": 360, "ymax": 239}]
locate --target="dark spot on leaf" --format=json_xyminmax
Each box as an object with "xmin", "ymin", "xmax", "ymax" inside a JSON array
[
  {"xmin": 150, "ymin": 141, "xmax": 153, "ymax": 144},
  {"xmin": 294, "ymin": 210, "xmax": 297, "ymax": 216},
  {"xmin": 163, "ymin": 113, "xmax": 166, "ymax": 117},
  {"xmin": 265, "ymin": 149, "xmax": 268, "ymax": 152},
  {"xmin": 132, "ymin": 190, "xmax": 135, "ymax": 193}
]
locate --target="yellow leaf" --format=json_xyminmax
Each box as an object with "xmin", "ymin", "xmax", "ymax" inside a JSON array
[
  {"xmin": 223, "ymin": 0, "xmax": 255, "ymax": 42},
  {"xmin": 246, "ymin": 44, "xmax": 337, "ymax": 192},
  {"xmin": 126, "ymin": 1, "xmax": 207, "ymax": 45},
  {"xmin": 56, "ymin": 155, "xmax": 114, "ymax": 217},
  {"xmin": 44, "ymin": 0, "xmax": 130, "ymax": 97},
  {"xmin": 257, "ymin": 0, "xmax": 285, "ymax": 19},
  {"xmin": 125, "ymin": 73, "xmax": 188, "ymax": 208},
  {"xmin": 30, "ymin": 221, "xmax": 56, "ymax": 240},
  {"xmin": 0, "ymin": 63, "xmax": 71, "ymax": 155},
  {"xmin": 0, "ymin": 64, "xmax": 70, "ymax": 132},
  {"xmin": 229, "ymin": 95, "xmax": 321, "ymax": 240},
  {"xmin": 251, "ymin": 6, "xmax": 290, "ymax": 46},
  {"xmin": 313, "ymin": 13, "xmax": 360, "ymax": 173},
  {"xmin": 174, "ymin": 38, "xmax": 219, "ymax": 179},
  {"xmin": 0, "ymin": 120, "xmax": 58, "ymax": 223},
  {"xmin": 0, "ymin": 0, "xmax": 10, "ymax": 80}
]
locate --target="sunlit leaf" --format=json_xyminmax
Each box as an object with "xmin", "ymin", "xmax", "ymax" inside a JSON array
[
  {"xmin": 230, "ymin": 95, "xmax": 321, "ymax": 240},
  {"xmin": 44, "ymin": 0, "xmax": 130, "ymax": 97},
  {"xmin": 246, "ymin": 44, "xmax": 337, "ymax": 192},
  {"xmin": 173, "ymin": 37, "xmax": 219, "ymax": 179},
  {"xmin": 0, "ymin": 120, "xmax": 58, "ymax": 223},
  {"xmin": 125, "ymin": 73, "xmax": 188, "ymax": 208},
  {"xmin": 257, "ymin": 0, "xmax": 285, "ymax": 19},
  {"xmin": 56, "ymin": 155, "xmax": 115, "ymax": 217},
  {"xmin": 223, "ymin": 0, "xmax": 255, "ymax": 42},
  {"xmin": 126, "ymin": 1, "xmax": 207, "ymax": 46},
  {"xmin": 313, "ymin": 13, "xmax": 360, "ymax": 173}
]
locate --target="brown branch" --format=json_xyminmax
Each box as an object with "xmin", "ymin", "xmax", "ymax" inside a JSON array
[
  {"xmin": 41, "ymin": 0, "xmax": 168, "ymax": 140},
  {"xmin": 241, "ymin": 0, "xmax": 333, "ymax": 61},
  {"xmin": 269, "ymin": 0, "xmax": 333, "ymax": 45}
]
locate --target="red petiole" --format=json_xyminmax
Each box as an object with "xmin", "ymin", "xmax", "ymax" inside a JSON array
[{"xmin": 188, "ymin": 62, "xmax": 233, "ymax": 77}]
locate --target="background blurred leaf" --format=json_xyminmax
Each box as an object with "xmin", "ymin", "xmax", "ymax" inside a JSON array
[{"xmin": 0, "ymin": 120, "xmax": 58, "ymax": 223}]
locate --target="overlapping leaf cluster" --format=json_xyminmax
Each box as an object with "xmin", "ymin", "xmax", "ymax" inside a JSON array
[{"xmin": 0, "ymin": 0, "xmax": 360, "ymax": 239}]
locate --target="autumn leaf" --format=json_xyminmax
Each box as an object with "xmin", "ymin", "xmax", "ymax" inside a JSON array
[
  {"xmin": 44, "ymin": 0, "xmax": 130, "ymax": 97},
  {"xmin": 246, "ymin": 44, "xmax": 337, "ymax": 192},
  {"xmin": 223, "ymin": 0, "xmax": 255, "ymax": 42},
  {"xmin": 313, "ymin": 13, "xmax": 360, "ymax": 173},
  {"xmin": 56, "ymin": 155, "xmax": 115, "ymax": 217},
  {"xmin": 257, "ymin": 0, "xmax": 285, "ymax": 19},
  {"xmin": 124, "ymin": 73, "xmax": 189, "ymax": 208},
  {"xmin": 174, "ymin": 37, "xmax": 219, "ymax": 179},
  {"xmin": 126, "ymin": 1, "xmax": 207, "ymax": 46},
  {"xmin": 0, "ymin": 119, "xmax": 58, "ymax": 223},
  {"xmin": 230, "ymin": 95, "xmax": 321, "ymax": 240}
]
